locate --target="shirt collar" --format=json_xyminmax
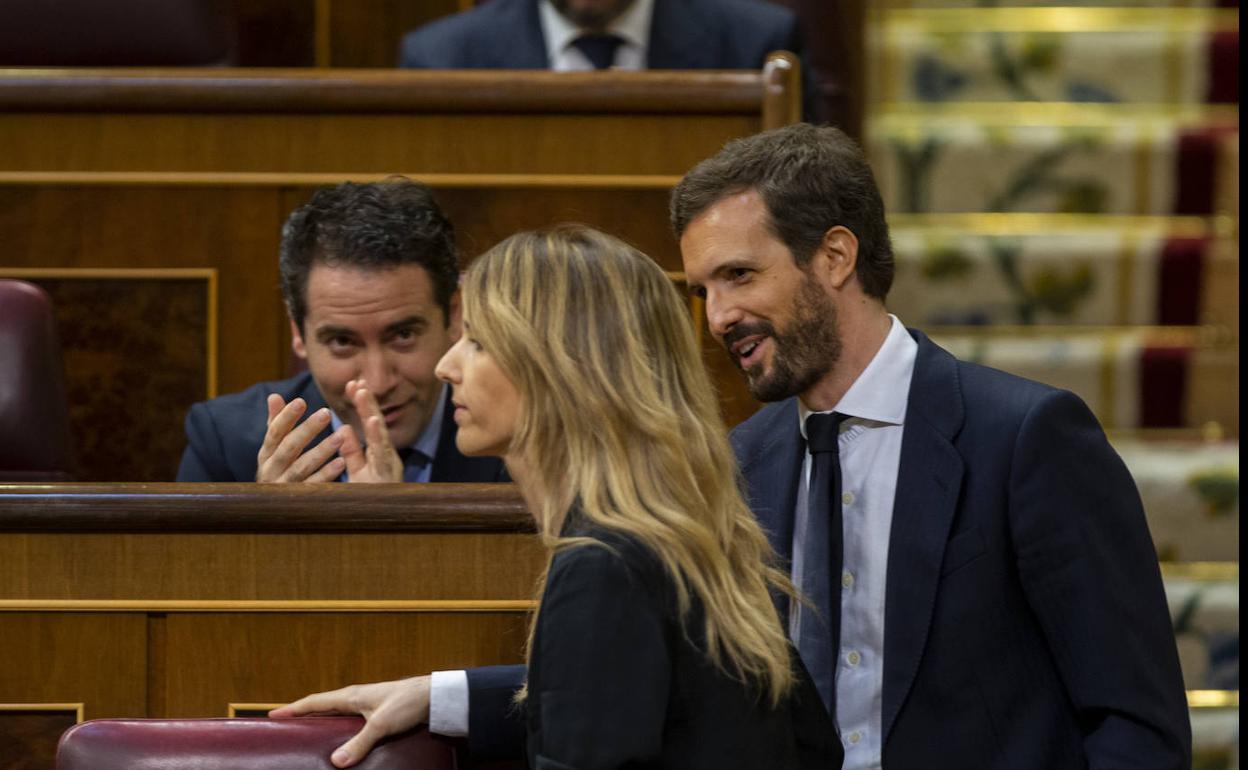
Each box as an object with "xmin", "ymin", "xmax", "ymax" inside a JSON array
[
  {"xmin": 538, "ymin": 0, "xmax": 654, "ymax": 60},
  {"xmin": 798, "ymin": 315, "xmax": 917, "ymax": 437},
  {"xmin": 329, "ymin": 381, "xmax": 446, "ymax": 463}
]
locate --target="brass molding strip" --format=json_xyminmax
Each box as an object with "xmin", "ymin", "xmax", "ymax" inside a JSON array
[
  {"xmin": 0, "ymin": 267, "xmax": 219, "ymax": 399},
  {"xmin": 0, "ymin": 171, "xmax": 683, "ymax": 189},
  {"xmin": 0, "ymin": 599, "xmax": 536, "ymax": 612},
  {"xmin": 0, "ymin": 703, "xmax": 85, "ymax": 722},
  {"xmin": 1107, "ymin": 425, "xmax": 1234, "ymax": 443},
  {"xmin": 1160, "ymin": 562, "xmax": 1240, "ymax": 581},
  {"xmin": 1188, "ymin": 690, "xmax": 1240, "ymax": 709},
  {"xmin": 873, "ymin": 103, "xmax": 1239, "ymax": 126},
  {"xmin": 229, "ymin": 703, "xmax": 287, "ymax": 717},
  {"xmin": 887, "ymin": 213, "xmax": 1233, "ymax": 238},
  {"xmin": 883, "ymin": 8, "xmax": 1241, "ymax": 32},
  {"xmin": 927, "ymin": 325, "xmax": 1222, "ymax": 347}
]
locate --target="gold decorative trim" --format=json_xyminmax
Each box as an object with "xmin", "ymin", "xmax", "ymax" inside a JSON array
[
  {"xmin": 873, "ymin": 103, "xmax": 1240, "ymax": 127},
  {"xmin": 0, "ymin": 703, "xmax": 85, "ymax": 722},
  {"xmin": 882, "ymin": 8, "xmax": 1241, "ymax": 33},
  {"xmin": 0, "ymin": 171, "xmax": 683, "ymax": 190},
  {"xmin": 1161, "ymin": 562, "xmax": 1239, "ymax": 581},
  {"xmin": 1187, "ymin": 690, "xmax": 1240, "ymax": 709},
  {"xmin": 229, "ymin": 703, "xmax": 285, "ymax": 717},
  {"xmin": 0, "ymin": 267, "xmax": 220, "ymax": 401},
  {"xmin": 887, "ymin": 213, "xmax": 1231, "ymax": 238},
  {"xmin": 1114, "ymin": 231, "xmax": 1138, "ymax": 327},
  {"xmin": 1133, "ymin": 125, "xmax": 1153, "ymax": 216},
  {"xmin": 925, "ymin": 325, "xmax": 1212, "ymax": 346},
  {"xmin": 1107, "ymin": 426, "xmax": 1233, "ymax": 443},
  {"xmin": 0, "ymin": 599, "xmax": 536, "ymax": 612},
  {"xmin": 1098, "ymin": 329, "xmax": 1122, "ymax": 431}
]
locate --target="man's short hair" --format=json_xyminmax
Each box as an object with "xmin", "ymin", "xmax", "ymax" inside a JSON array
[
  {"xmin": 279, "ymin": 177, "xmax": 459, "ymax": 331},
  {"xmin": 670, "ymin": 123, "xmax": 895, "ymax": 300}
]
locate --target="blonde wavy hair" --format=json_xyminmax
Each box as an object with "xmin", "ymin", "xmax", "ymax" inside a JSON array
[{"xmin": 462, "ymin": 225, "xmax": 797, "ymax": 705}]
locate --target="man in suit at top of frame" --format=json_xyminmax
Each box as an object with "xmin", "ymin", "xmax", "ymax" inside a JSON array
[
  {"xmin": 269, "ymin": 126, "xmax": 1190, "ymax": 770},
  {"xmin": 176, "ymin": 178, "xmax": 503, "ymax": 485},
  {"xmin": 399, "ymin": 0, "xmax": 800, "ymax": 73}
]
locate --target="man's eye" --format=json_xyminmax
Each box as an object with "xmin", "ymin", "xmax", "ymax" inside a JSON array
[
  {"xmin": 394, "ymin": 328, "xmax": 418, "ymax": 343},
  {"xmin": 729, "ymin": 268, "xmax": 751, "ymax": 282},
  {"xmin": 690, "ymin": 286, "xmax": 707, "ymax": 299}
]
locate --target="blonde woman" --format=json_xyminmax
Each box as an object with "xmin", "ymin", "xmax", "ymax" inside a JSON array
[{"xmin": 275, "ymin": 226, "xmax": 839, "ymax": 769}]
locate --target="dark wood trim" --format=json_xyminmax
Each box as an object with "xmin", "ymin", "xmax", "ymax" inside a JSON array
[
  {"xmin": 0, "ymin": 68, "xmax": 769, "ymax": 114},
  {"xmin": 0, "ymin": 483, "xmax": 532, "ymax": 533}
]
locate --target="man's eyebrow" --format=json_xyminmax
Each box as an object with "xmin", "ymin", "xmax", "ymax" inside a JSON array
[
  {"xmin": 314, "ymin": 324, "xmax": 358, "ymax": 341},
  {"xmin": 382, "ymin": 315, "xmax": 428, "ymax": 335}
]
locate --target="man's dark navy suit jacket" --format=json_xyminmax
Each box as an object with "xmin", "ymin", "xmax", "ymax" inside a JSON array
[{"xmin": 176, "ymin": 372, "xmax": 504, "ymax": 483}]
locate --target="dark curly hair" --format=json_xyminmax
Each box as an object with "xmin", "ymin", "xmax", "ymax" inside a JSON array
[
  {"xmin": 279, "ymin": 177, "xmax": 459, "ymax": 331},
  {"xmin": 670, "ymin": 123, "xmax": 894, "ymax": 300}
]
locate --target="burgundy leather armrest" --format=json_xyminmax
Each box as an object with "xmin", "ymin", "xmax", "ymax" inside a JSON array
[{"xmin": 56, "ymin": 717, "xmax": 461, "ymax": 769}]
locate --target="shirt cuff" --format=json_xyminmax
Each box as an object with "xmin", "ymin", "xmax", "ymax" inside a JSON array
[{"xmin": 428, "ymin": 669, "xmax": 470, "ymax": 737}]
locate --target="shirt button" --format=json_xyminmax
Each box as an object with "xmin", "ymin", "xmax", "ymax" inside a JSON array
[
  {"xmin": 842, "ymin": 572, "xmax": 854, "ymax": 589},
  {"xmin": 842, "ymin": 491, "xmax": 855, "ymax": 506},
  {"xmin": 848, "ymin": 731, "xmax": 862, "ymax": 745},
  {"xmin": 847, "ymin": 650, "xmax": 861, "ymax": 666}
]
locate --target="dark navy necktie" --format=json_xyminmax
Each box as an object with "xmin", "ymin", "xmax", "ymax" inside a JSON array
[
  {"xmin": 798, "ymin": 412, "xmax": 847, "ymax": 718},
  {"xmin": 571, "ymin": 33, "xmax": 624, "ymax": 70},
  {"xmin": 397, "ymin": 447, "xmax": 431, "ymax": 483}
]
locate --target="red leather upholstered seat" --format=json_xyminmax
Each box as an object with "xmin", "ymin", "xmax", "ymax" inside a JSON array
[
  {"xmin": 56, "ymin": 717, "xmax": 461, "ymax": 770},
  {"xmin": 0, "ymin": 279, "xmax": 74, "ymax": 482}
]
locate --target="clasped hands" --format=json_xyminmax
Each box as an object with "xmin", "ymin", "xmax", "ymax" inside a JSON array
[{"xmin": 255, "ymin": 379, "xmax": 404, "ymax": 483}]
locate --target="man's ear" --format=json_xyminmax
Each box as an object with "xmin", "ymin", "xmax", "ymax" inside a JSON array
[
  {"xmin": 815, "ymin": 226, "xmax": 859, "ymax": 290},
  {"xmin": 290, "ymin": 317, "xmax": 308, "ymax": 360},
  {"xmin": 446, "ymin": 288, "xmax": 463, "ymax": 341}
]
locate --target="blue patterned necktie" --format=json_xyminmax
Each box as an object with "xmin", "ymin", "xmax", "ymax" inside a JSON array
[
  {"xmin": 571, "ymin": 33, "xmax": 624, "ymax": 70},
  {"xmin": 798, "ymin": 412, "xmax": 847, "ymax": 717}
]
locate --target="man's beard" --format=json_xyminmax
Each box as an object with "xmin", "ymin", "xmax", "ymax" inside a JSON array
[
  {"xmin": 551, "ymin": 0, "xmax": 635, "ymax": 29},
  {"xmin": 722, "ymin": 276, "xmax": 841, "ymax": 403}
]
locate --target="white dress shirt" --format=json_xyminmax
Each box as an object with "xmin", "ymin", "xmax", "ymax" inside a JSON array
[
  {"xmin": 538, "ymin": 0, "xmax": 653, "ymax": 70},
  {"xmin": 794, "ymin": 315, "xmax": 916, "ymax": 769}
]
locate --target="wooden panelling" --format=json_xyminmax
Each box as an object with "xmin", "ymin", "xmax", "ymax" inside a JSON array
[
  {"xmin": 0, "ymin": 113, "xmax": 758, "ymax": 176},
  {"xmin": 0, "ymin": 185, "xmax": 285, "ymax": 398},
  {"xmin": 159, "ymin": 612, "xmax": 527, "ymax": 717},
  {"xmin": 0, "ymin": 485, "xmax": 542, "ymax": 738},
  {"xmin": 326, "ymin": 0, "xmax": 461, "ymax": 68},
  {"xmin": 0, "ymin": 532, "xmax": 543, "ymax": 601},
  {"xmin": 0, "ymin": 614, "xmax": 148, "ymax": 718},
  {"xmin": 0, "ymin": 68, "xmax": 792, "ymax": 480},
  {"xmin": 0, "ymin": 707, "xmax": 80, "ymax": 770},
  {"xmin": 0, "ymin": 271, "xmax": 213, "ymax": 482}
]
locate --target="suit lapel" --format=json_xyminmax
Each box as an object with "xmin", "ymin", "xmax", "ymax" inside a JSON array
[
  {"xmin": 737, "ymin": 400, "xmax": 805, "ymax": 619},
  {"xmin": 881, "ymin": 331, "xmax": 965, "ymax": 743},
  {"xmin": 488, "ymin": 0, "xmax": 549, "ymax": 68},
  {"xmin": 647, "ymin": 0, "xmax": 715, "ymax": 69}
]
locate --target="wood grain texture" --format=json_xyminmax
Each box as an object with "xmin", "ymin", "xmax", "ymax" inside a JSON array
[
  {"xmin": 0, "ymin": 69, "xmax": 772, "ymax": 114},
  {"xmin": 0, "ymin": 709, "xmax": 80, "ymax": 770},
  {"xmin": 0, "ymin": 614, "xmax": 148, "ymax": 719},
  {"xmin": 0, "ymin": 483, "xmax": 530, "ymax": 532},
  {"xmin": 0, "ymin": 275, "xmax": 211, "ymax": 482},
  {"xmin": 159, "ymin": 612, "xmax": 528, "ymax": 717}
]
